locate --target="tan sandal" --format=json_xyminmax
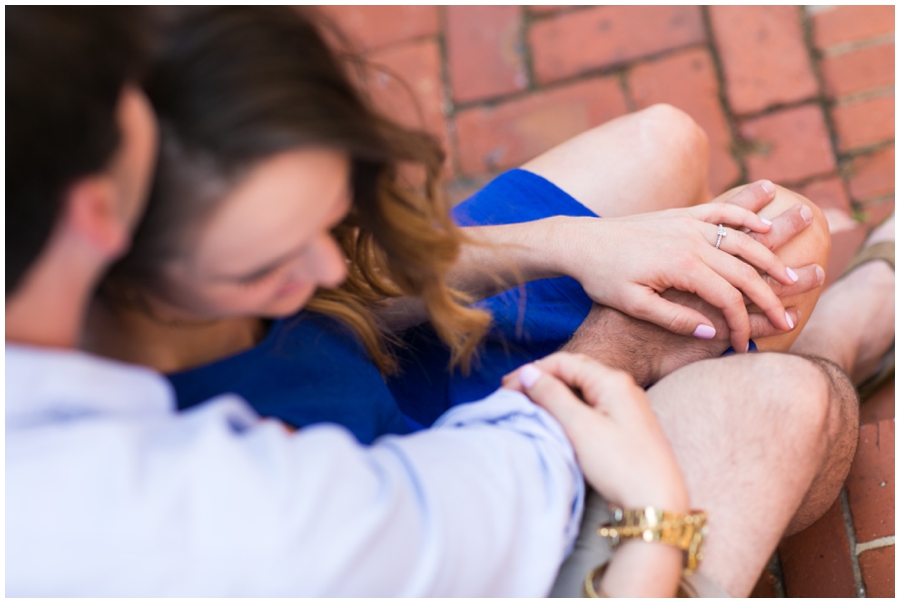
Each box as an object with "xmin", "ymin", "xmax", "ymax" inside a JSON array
[{"xmin": 839, "ymin": 233, "xmax": 894, "ymax": 401}]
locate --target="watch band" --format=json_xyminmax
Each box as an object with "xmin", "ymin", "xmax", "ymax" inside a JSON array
[{"xmin": 597, "ymin": 506, "xmax": 709, "ymax": 574}]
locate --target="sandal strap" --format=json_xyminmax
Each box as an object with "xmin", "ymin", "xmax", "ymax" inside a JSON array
[{"xmin": 843, "ymin": 240, "xmax": 894, "ymax": 277}]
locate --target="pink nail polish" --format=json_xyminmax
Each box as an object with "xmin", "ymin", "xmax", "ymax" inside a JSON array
[
  {"xmin": 692, "ymin": 324, "xmax": 716, "ymax": 339},
  {"xmin": 785, "ymin": 311, "xmax": 795, "ymax": 330},
  {"xmin": 786, "ymin": 267, "xmax": 799, "ymax": 282},
  {"xmin": 761, "ymin": 217, "xmax": 773, "ymax": 226},
  {"xmin": 519, "ymin": 364, "xmax": 542, "ymax": 388},
  {"xmin": 745, "ymin": 342, "xmax": 751, "ymax": 352},
  {"xmin": 761, "ymin": 180, "xmax": 775, "ymax": 195}
]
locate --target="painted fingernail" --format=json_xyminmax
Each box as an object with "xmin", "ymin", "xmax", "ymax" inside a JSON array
[
  {"xmin": 800, "ymin": 205, "xmax": 813, "ymax": 223},
  {"xmin": 785, "ymin": 311, "xmax": 795, "ymax": 330},
  {"xmin": 519, "ymin": 364, "xmax": 542, "ymax": 388},
  {"xmin": 760, "ymin": 180, "xmax": 776, "ymax": 195},
  {"xmin": 692, "ymin": 324, "xmax": 716, "ymax": 339},
  {"xmin": 815, "ymin": 265, "xmax": 825, "ymax": 284},
  {"xmin": 786, "ymin": 267, "xmax": 799, "ymax": 282},
  {"xmin": 745, "ymin": 342, "xmax": 751, "ymax": 352},
  {"xmin": 761, "ymin": 217, "xmax": 773, "ymax": 226}
]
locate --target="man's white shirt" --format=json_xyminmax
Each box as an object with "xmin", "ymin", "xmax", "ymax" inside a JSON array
[{"xmin": 6, "ymin": 343, "xmax": 584, "ymax": 596}]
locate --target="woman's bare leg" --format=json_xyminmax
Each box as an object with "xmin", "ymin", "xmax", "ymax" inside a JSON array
[{"xmin": 521, "ymin": 103, "xmax": 713, "ymax": 217}]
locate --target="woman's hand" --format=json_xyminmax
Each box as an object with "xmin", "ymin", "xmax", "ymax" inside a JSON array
[
  {"xmin": 549, "ymin": 181, "xmax": 805, "ymax": 352},
  {"xmin": 504, "ymin": 352, "xmax": 689, "ymax": 597},
  {"xmin": 503, "ymin": 352, "xmax": 688, "ymax": 512}
]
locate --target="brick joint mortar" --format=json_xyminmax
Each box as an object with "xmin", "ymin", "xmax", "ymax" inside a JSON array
[
  {"xmin": 857, "ymin": 535, "xmax": 896, "ymax": 555},
  {"xmin": 700, "ymin": 6, "xmax": 747, "ymax": 189},
  {"xmin": 840, "ymin": 488, "xmax": 868, "ymax": 597}
]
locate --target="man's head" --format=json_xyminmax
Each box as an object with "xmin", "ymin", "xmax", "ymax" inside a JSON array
[
  {"xmin": 6, "ymin": 7, "xmax": 158, "ymax": 346},
  {"xmin": 6, "ymin": 6, "xmax": 157, "ymax": 298}
]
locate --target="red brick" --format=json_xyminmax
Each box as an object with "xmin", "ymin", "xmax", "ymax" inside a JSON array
[
  {"xmin": 528, "ymin": 5, "xmax": 572, "ymax": 16},
  {"xmin": 317, "ymin": 6, "xmax": 439, "ymax": 52},
  {"xmin": 862, "ymin": 381, "xmax": 896, "ymax": 426},
  {"xmin": 629, "ymin": 48, "xmax": 740, "ymax": 195},
  {"xmin": 529, "ymin": 6, "xmax": 705, "ymax": 84},
  {"xmin": 832, "ymin": 94, "xmax": 895, "ymax": 152},
  {"xmin": 859, "ymin": 545, "xmax": 895, "ymax": 598},
  {"xmin": 859, "ymin": 197, "xmax": 897, "ymax": 229},
  {"xmin": 710, "ymin": 6, "xmax": 819, "ymax": 115},
  {"xmin": 847, "ymin": 146, "xmax": 895, "ymax": 202},
  {"xmin": 454, "ymin": 77, "xmax": 628, "ymax": 176},
  {"xmin": 740, "ymin": 105, "xmax": 836, "ymax": 184},
  {"xmin": 846, "ymin": 419, "xmax": 895, "ymax": 542},
  {"xmin": 366, "ymin": 40, "xmax": 452, "ymax": 175},
  {"xmin": 826, "ymin": 226, "xmax": 868, "ymax": 287},
  {"xmin": 749, "ymin": 568, "xmax": 779, "ymax": 598},
  {"xmin": 796, "ymin": 178, "xmax": 855, "ymax": 235},
  {"xmin": 821, "ymin": 43, "xmax": 895, "ymax": 99},
  {"xmin": 779, "ymin": 498, "xmax": 858, "ymax": 598},
  {"xmin": 812, "ymin": 5, "xmax": 895, "ymax": 50},
  {"xmin": 446, "ymin": 6, "xmax": 527, "ymax": 104},
  {"xmin": 797, "ymin": 177, "xmax": 852, "ymax": 214}
]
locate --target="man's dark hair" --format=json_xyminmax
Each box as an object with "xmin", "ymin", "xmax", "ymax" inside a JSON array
[{"xmin": 6, "ymin": 7, "xmax": 150, "ymax": 295}]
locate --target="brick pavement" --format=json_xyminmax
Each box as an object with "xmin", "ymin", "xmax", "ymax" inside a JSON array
[{"xmin": 317, "ymin": 5, "xmax": 895, "ymax": 597}]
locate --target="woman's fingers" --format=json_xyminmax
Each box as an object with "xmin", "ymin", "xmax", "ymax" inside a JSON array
[
  {"xmin": 514, "ymin": 363, "xmax": 602, "ymax": 444},
  {"xmin": 748, "ymin": 204, "xmax": 814, "ymax": 251},
  {"xmin": 706, "ymin": 223, "xmax": 799, "ymax": 286},
  {"xmin": 618, "ymin": 285, "xmax": 725, "ymax": 342},
  {"xmin": 530, "ymin": 352, "xmax": 647, "ymax": 422},
  {"xmin": 668, "ymin": 264, "xmax": 754, "ymax": 351},
  {"xmin": 702, "ymin": 249, "xmax": 792, "ymax": 332},
  {"xmin": 722, "ymin": 180, "xmax": 777, "ymax": 213}
]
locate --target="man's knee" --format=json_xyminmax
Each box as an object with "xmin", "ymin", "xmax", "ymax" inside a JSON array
[{"xmin": 783, "ymin": 354, "xmax": 860, "ymax": 534}]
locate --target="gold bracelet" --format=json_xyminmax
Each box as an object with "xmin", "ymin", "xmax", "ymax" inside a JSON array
[
  {"xmin": 597, "ymin": 506, "xmax": 709, "ymax": 574},
  {"xmin": 583, "ymin": 561, "xmax": 611, "ymax": 598}
]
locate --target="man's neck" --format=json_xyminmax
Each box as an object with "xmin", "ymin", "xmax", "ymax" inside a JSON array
[{"xmin": 6, "ymin": 264, "xmax": 96, "ymax": 350}]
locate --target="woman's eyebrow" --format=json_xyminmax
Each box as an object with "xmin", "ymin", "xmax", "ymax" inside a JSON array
[{"xmin": 210, "ymin": 242, "xmax": 306, "ymax": 282}]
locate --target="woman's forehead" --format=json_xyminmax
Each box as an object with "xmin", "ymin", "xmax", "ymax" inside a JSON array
[{"xmin": 191, "ymin": 149, "xmax": 350, "ymax": 274}]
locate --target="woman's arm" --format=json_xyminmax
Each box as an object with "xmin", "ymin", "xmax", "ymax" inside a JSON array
[
  {"xmin": 505, "ymin": 352, "xmax": 692, "ymax": 597},
  {"xmin": 379, "ymin": 181, "xmax": 818, "ymax": 353}
]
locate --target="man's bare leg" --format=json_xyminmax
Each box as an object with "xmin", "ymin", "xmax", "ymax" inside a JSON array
[{"xmin": 645, "ymin": 352, "xmax": 857, "ymax": 596}]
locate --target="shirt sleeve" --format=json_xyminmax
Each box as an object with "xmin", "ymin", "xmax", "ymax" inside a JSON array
[{"xmin": 7, "ymin": 388, "xmax": 584, "ymax": 597}]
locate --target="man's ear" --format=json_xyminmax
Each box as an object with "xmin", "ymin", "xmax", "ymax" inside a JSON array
[{"xmin": 61, "ymin": 175, "xmax": 131, "ymax": 259}]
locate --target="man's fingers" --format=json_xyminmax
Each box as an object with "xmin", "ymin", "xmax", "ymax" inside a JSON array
[
  {"xmin": 748, "ymin": 307, "xmax": 802, "ymax": 339},
  {"xmin": 690, "ymin": 202, "xmax": 773, "ymax": 234},
  {"xmin": 722, "ymin": 180, "xmax": 777, "ymax": 213},
  {"xmin": 748, "ymin": 204, "xmax": 814, "ymax": 251},
  {"xmin": 743, "ymin": 264, "xmax": 824, "ymax": 304}
]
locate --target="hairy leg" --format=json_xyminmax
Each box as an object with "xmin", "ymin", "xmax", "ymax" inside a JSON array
[
  {"xmin": 645, "ymin": 352, "xmax": 857, "ymax": 596},
  {"xmin": 521, "ymin": 103, "xmax": 713, "ymax": 216}
]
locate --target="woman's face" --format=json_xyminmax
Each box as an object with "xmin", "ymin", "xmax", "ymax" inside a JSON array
[{"xmin": 161, "ymin": 148, "xmax": 351, "ymax": 319}]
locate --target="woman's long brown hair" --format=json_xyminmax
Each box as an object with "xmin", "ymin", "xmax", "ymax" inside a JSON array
[{"xmin": 103, "ymin": 6, "xmax": 490, "ymax": 374}]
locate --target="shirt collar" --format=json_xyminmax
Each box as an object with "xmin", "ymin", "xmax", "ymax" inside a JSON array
[{"xmin": 6, "ymin": 343, "xmax": 175, "ymax": 427}]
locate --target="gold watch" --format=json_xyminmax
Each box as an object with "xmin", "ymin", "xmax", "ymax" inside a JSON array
[{"xmin": 597, "ymin": 506, "xmax": 709, "ymax": 574}]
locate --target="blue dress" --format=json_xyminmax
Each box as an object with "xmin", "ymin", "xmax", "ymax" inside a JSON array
[{"xmin": 169, "ymin": 169, "xmax": 753, "ymax": 443}]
